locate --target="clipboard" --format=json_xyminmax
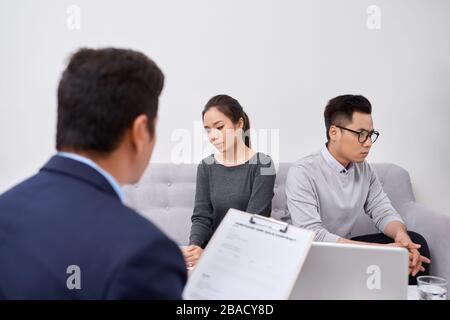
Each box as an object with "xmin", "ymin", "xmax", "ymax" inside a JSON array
[{"xmin": 183, "ymin": 208, "xmax": 315, "ymax": 300}]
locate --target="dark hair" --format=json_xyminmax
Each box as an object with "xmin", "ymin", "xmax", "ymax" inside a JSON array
[
  {"xmin": 324, "ymin": 94, "xmax": 372, "ymax": 141},
  {"xmin": 202, "ymin": 94, "xmax": 251, "ymax": 148},
  {"xmin": 56, "ymin": 47, "xmax": 164, "ymax": 153}
]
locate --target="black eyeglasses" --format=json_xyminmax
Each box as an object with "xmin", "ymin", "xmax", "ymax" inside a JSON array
[{"xmin": 334, "ymin": 125, "xmax": 380, "ymax": 143}]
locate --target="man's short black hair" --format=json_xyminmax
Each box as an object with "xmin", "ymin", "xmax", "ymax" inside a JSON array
[
  {"xmin": 56, "ymin": 47, "xmax": 164, "ymax": 153},
  {"xmin": 324, "ymin": 94, "xmax": 372, "ymax": 141}
]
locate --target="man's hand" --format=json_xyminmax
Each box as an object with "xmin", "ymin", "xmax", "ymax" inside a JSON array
[
  {"xmin": 408, "ymin": 249, "xmax": 430, "ymax": 276},
  {"xmin": 390, "ymin": 231, "xmax": 431, "ymax": 276},
  {"xmin": 181, "ymin": 245, "xmax": 203, "ymax": 269}
]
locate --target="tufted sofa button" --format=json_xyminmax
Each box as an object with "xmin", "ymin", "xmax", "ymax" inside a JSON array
[
  {"xmin": 167, "ymin": 182, "xmax": 172, "ymax": 187},
  {"xmin": 166, "ymin": 206, "xmax": 170, "ymax": 211}
]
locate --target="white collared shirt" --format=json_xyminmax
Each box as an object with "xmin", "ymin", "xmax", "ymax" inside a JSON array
[{"xmin": 320, "ymin": 144, "xmax": 353, "ymax": 175}]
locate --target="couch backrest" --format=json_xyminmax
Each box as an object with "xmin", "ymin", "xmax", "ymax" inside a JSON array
[{"xmin": 123, "ymin": 162, "xmax": 415, "ymax": 245}]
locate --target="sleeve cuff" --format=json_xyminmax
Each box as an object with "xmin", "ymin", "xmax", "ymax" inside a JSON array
[
  {"xmin": 379, "ymin": 215, "xmax": 405, "ymax": 234},
  {"xmin": 314, "ymin": 229, "xmax": 340, "ymax": 243}
]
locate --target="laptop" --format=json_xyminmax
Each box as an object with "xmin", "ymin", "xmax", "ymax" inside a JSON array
[{"xmin": 289, "ymin": 242, "xmax": 409, "ymax": 300}]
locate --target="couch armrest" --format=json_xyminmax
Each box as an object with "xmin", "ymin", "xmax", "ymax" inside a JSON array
[{"xmin": 399, "ymin": 201, "xmax": 450, "ymax": 294}]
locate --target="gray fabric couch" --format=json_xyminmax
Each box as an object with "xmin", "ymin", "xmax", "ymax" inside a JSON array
[{"xmin": 123, "ymin": 162, "xmax": 450, "ymax": 293}]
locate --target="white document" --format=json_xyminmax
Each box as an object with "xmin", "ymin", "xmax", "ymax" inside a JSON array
[{"xmin": 183, "ymin": 209, "xmax": 315, "ymax": 300}]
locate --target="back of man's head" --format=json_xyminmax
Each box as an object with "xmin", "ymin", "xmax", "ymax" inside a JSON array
[{"xmin": 56, "ymin": 47, "xmax": 164, "ymax": 154}]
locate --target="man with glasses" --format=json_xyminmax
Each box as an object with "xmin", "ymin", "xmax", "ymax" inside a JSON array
[{"xmin": 281, "ymin": 94, "xmax": 430, "ymax": 284}]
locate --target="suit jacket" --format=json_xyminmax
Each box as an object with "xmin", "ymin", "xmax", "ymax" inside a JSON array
[{"xmin": 0, "ymin": 155, "xmax": 187, "ymax": 299}]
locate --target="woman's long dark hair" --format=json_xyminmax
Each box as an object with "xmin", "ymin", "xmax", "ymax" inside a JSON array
[{"xmin": 202, "ymin": 94, "xmax": 251, "ymax": 148}]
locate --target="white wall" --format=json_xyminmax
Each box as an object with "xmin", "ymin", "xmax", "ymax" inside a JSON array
[{"xmin": 1, "ymin": 0, "xmax": 449, "ymax": 215}]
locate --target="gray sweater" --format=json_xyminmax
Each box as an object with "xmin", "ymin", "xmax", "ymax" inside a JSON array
[
  {"xmin": 281, "ymin": 146, "xmax": 404, "ymax": 242},
  {"xmin": 189, "ymin": 152, "xmax": 276, "ymax": 248}
]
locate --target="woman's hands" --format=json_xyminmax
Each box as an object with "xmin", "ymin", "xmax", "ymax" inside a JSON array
[{"xmin": 182, "ymin": 245, "xmax": 204, "ymax": 269}]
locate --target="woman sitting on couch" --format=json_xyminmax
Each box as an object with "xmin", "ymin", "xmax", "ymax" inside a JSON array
[{"xmin": 181, "ymin": 94, "xmax": 276, "ymax": 268}]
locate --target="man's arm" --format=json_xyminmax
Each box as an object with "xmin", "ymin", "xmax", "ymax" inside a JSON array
[
  {"xmin": 337, "ymin": 237, "xmax": 387, "ymax": 246},
  {"xmin": 363, "ymin": 166, "xmax": 430, "ymax": 275},
  {"xmin": 384, "ymin": 220, "xmax": 408, "ymax": 240},
  {"xmin": 364, "ymin": 165, "xmax": 405, "ymax": 233},
  {"xmin": 336, "ymin": 230, "xmax": 414, "ymax": 248},
  {"xmin": 285, "ymin": 165, "xmax": 340, "ymax": 242}
]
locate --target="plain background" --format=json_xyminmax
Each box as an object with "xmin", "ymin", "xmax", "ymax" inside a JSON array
[{"xmin": 1, "ymin": 0, "xmax": 449, "ymax": 215}]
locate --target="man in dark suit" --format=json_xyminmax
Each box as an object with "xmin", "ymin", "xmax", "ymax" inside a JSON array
[{"xmin": 0, "ymin": 48, "xmax": 187, "ymax": 299}]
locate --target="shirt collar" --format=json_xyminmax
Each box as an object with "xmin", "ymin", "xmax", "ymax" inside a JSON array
[
  {"xmin": 321, "ymin": 144, "xmax": 353, "ymax": 175},
  {"xmin": 57, "ymin": 152, "xmax": 125, "ymax": 203}
]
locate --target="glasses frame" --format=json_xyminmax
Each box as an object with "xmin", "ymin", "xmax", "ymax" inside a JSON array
[{"xmin": 334, "ymin": 125, "xmax": 380, "ymax": 144}]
